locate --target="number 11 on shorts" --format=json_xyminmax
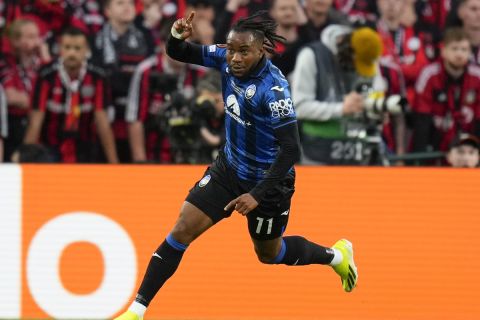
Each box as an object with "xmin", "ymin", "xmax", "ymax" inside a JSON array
[{"xmin": 255, "ymin": 217, "xmax": 273, "ymax": 235}]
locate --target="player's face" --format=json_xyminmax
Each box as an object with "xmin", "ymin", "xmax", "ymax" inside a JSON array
[
  {"xmin": 441, "ymin": 39, "xmax": 471, "ymax": 70},
  {"xmin": 226, "ymin": 31, "xmax": 264, "ymax": 78},
  {"xmin": 60, "ymin": 35, "xmax": 90, "ymax": 71}
]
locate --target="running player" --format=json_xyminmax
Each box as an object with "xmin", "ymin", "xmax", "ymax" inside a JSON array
[{"xmin": 115, "ymin": 11, "xmax": 358, "ymax": 320}]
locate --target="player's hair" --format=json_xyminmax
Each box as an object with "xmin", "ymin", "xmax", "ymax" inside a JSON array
[
  {"xmin": 231, "ymin": 11, "xmax": 286, "ymax": 55},
  {"xmin": 443, "ymin": 27, "xmax": 469, "ymax": 45}
]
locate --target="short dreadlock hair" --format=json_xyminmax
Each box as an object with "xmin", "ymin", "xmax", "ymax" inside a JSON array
[{"xmin": 230, "ymin": 11, "xmax": 286, "ymax": 55}]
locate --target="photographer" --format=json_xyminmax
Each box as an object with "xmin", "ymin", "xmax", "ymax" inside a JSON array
[
  {"xmin": 192, "ymin": 70, "xmax": 225, "ymax": 163},
  {"xmin": 291, "ymin": 25, "xmax": 407, "ymax": 165},
  {"xmin": 126, "ymin": 49, "xmax": 203, "ymax": 163}
]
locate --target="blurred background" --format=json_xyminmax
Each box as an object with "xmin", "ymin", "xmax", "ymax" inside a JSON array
[{"xmin": 0, "ymin": 0, "xmax": 479, "ymax": 167}]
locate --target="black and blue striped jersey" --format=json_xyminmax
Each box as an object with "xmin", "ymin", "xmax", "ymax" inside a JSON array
[{"xmin": 200, "ymin": 44, "xmax": 297, "ymax": 182}]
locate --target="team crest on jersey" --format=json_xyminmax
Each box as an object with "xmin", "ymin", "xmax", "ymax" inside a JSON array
[
  {"xmin": 466, "ymin": 90, "xmax": 476, "ymax": 104},
  {"xmin": 245, "ymin": 84, "xmax": 256, "ymax": 99},
  {"xmin": 208, "ymin": 45, "xmax": 216, "ymax": 52},
  {"xmin": 198, "ymin": 174, "xmax": 211, "ymax": 187}
]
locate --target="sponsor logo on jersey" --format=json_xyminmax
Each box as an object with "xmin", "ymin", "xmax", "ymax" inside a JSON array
[
  {"xmin": 270, "ymin": 86, "xmax": 284, "ymax": 92},
  {"xmin": 269, "ymin": 98, "xmax": 294, "ymax": 118},
  {"xmin": 245, "ymin": 84, "xmax": 256, "ymax": 99},
  {"xmin": 226, "ymin": 94, "xmax": 240, "ymax": 116},
  {"xmin": 199, "ymin": 174, "xmax": 211, "ymax": 187}
]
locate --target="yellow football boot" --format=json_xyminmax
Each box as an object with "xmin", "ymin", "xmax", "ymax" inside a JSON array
[
  {"xmin": 114, "ymin": 310, "xmax": 143, "ymax": 320},
  {"xmin": 332, "ymin": 239, "xmax": 358, "ymax": 292}
]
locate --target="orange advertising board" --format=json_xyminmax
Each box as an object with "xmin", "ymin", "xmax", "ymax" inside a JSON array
[{"xmin": 0, "ymin": 165, "xmax": 479, "ymax": 319}]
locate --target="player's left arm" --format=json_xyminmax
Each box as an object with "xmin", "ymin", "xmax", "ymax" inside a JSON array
[{"xmin": 249, "ymin": 121, "xmax": 301, "ymax": 200}]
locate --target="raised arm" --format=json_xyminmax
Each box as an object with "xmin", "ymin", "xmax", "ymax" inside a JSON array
[{"xmin": 166, "ymin": 12, "xmax": 204, "ymax": 65}]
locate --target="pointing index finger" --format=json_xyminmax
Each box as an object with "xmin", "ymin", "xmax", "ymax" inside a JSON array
[
  {"xmin": 186, "ymin": 11, "xmax": 195, "ymax": 24},
  {"xmin": 224, "ymin": 198, "xmax": 237, "ymax": 211}
]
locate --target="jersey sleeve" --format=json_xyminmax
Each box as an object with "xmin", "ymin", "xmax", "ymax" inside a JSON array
[
  {"xmin": 263, "ymin": 84, "xmax": 297, "ymax": 129},
  {"xmin": 201, "ymin": 45, "xmax": 227, "ymax": 70}
]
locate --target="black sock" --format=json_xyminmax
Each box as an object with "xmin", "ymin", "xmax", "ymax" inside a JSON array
[
  {"xmin": 136, "ymin": 234, "xmax": 187, "ymax": 306},
  {"xmin": 273, "ymin": 236, "xmax": 334, "ymax": 265}
]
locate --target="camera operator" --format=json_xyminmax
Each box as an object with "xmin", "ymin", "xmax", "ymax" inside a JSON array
[
  {"xmin": 191, "ymin": 70, "xmax": 225, "ymax": 163},
  {"xmin": 126, "ymin": 48, "xmax": 203, "ymax": 163},
  {"xmin": 291, "ymin": 25, "xmax": 407, "ymax": 165}
]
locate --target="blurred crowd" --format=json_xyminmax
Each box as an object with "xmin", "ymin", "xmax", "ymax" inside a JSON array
[{"xmin": 0, "ymin": 0, "xmax": 479, "ymax": 167}]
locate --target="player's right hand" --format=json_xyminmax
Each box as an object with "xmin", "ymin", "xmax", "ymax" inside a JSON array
[{"xmin": 172, "ymin": 11, "xmax": 195, "ymax": 40}]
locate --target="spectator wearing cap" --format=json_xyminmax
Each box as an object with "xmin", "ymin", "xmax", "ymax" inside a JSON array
[
  {"xmin": 412, "ymin": 27, "xmax": 480, "ymax": 154},
  {"xmin": 291, "ymin": 25, "xmax": 406, "ymax": 164},
  {"xmin": 446, "ymin": 133, "xmax": 480, "ymax": 167},
  {"xmin": 2, "ymin": 18, "xmax": 50, "ymax": 162}
]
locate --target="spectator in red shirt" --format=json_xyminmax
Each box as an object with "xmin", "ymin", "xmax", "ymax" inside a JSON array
[
  {"xmin": 376, "ymin": 0, "xmax": 437, "ymax": 105},
  {"xmin": 24, "ymin": 27, "xmax": 118, "ymax": 163},
  {"xmin": 412, "ymin": 27, "xmax": 480, "ymax": 154},
  {"xmin": 92, "ymin": 0, "xmax": 154, "ymax": 163},
  {"xmin": 418, "ymin": 0, "xmax": 452, "ymax": 30},
  {"xmin": 126, "ymin": 48, "xmax": 203, "ymax": 163},
  {"xmin": 334, "ymin": 0, "xmax": 377, "ymax": 24},
  {"xmin": 2, "ymin": 18, "xmax": 50, "ymax": 162}
]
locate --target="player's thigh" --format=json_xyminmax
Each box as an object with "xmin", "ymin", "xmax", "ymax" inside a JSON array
[
  {"xmin": 170, "ymin": 201, "xmax": 215, "ymax": 244},
  {"xmin": 247, "ymin": 210, "xmax": 289, "ymax": 241},
  {"xmin": 185, "ymin": 164, "xmax": 236, "ymax": 225}
]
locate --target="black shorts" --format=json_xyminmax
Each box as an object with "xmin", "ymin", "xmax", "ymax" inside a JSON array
[{"xmin": 186, "ymin": 153, "xmax": 295, "ymax": 240}]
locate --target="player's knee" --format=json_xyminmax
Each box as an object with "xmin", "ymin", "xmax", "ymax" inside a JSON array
[
  {"xmin": 170, "ymin": 220, "xmax": 195, "ymax": 245},
  {"xmin": 254, "ymin": 249, "xmax": 278, "ymax": 264}
]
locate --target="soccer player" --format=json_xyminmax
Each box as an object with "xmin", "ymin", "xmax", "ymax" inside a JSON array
[{"xmin": 115, "ymin": 11, "xmax": 358, "ymax": 320}]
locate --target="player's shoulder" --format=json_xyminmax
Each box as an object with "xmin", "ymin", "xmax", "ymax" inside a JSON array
[
  {"xmin": 262, "ymin": 64, "xmax": 290, "ymax": 96},
  {"xmin": 415, "ymin": 61, "xmax": 442, "ymax": 92},
  {"xmin": 466, "ymin": 64, "xmax": 480, "ymax": 80}
]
